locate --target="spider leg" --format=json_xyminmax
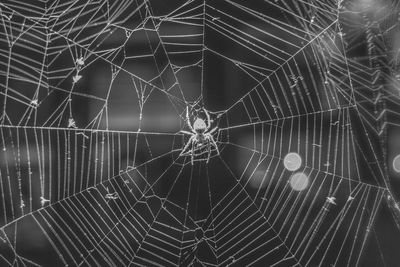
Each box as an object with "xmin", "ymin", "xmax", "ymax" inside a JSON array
[
  {"xmin": 191, "ymin": 139, "xmax": 196, "ymax": 165},
  {"xmin": 180, "ymin": 136, "xmax": 194, "ymax": 156},
  {"xmin": 206, "ymin": 138, "xmax": 212, "ymax": 164},
  {"xmin": 203, "ymin": 108, "xmax": 211, "ymax": 131},
  {"xmin": 180, "ymin": 130, "xmax": 192, "ymax": 135},
  {"xmin": 209, "ymin": 135, "xmax": 220, "ymax": 156},
  {"xmin": 208, "ymin": 127, "xmax": 218, "ymax": 135},
  {"xmin": 186, "ymin": 106, "xmax": 195, "ymax": 133}
]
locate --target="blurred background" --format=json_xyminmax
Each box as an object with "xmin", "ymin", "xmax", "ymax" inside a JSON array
[{"xmin": 1, "ymin": 0, "xmax": 400, "ymax": 266}]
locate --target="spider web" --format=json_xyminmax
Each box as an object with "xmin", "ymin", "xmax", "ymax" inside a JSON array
[{"xmin": 0, "ymin": 0, "xmax": 399, "ymax": 266}]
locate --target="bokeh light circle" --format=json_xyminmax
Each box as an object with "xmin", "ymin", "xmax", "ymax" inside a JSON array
[
  {"xmin": 393, "ymin": 154, "xmax": 400, "ymax": 173},
  {"xmin": 284, "ymin": 152, "xmax": 302, "ymax": 171},
  {"xmin": 290, "ymin": 172, "xmax": 309, "ymax": 191},
  {"xmin": 248, "ymin": 169, "xmax": 269, "ymax": 189}
]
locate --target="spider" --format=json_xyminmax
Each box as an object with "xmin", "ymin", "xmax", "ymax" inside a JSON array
[{"xmin": 180, "ymin": 107, "xmax": 220, "ymax": 165}]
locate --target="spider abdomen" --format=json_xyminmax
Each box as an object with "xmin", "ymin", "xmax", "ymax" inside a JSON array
[{"xmin": 196, "ymin": 134, "xmax": 206, "ymax": 143}]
